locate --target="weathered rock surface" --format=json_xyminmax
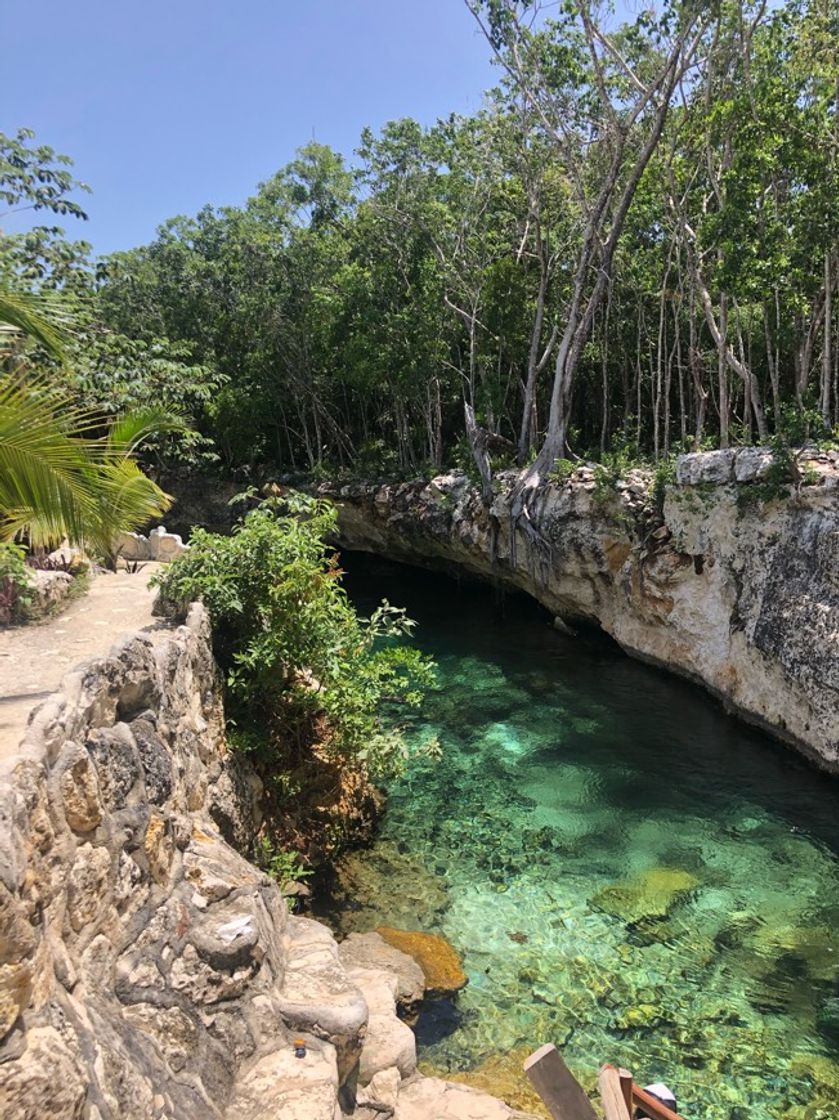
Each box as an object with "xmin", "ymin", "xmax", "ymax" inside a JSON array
[
  {"xmin": 321, "ymin": 449, "xmax": 839, "ymax": 771},
  {"xmin": 30, "ymin": 568, "xmax": 75, "ymax": 615},
  {"xmin": 0, "ymin": 599, "xmax": 527, "ymax": 1120},
  {"xmin": 395, "ymin": 1076, "xmax": 537, "ymax": 1120},
  {"xmin": 338, "ymin": 931, "xmax": 426, "ymax": 1014}
]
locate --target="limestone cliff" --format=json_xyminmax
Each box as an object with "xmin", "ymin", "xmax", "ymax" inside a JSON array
[
  {"xmin": 320, "ymin": 447, "xmax": 839, "ymax": 772},
  {"xmin": 0, "ymin": 602, "xmax": 535, "ymax": 1120}
]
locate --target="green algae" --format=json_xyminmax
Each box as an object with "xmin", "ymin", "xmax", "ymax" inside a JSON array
[{"xmin": 319, "ymin": 554, "xmax": 839, "ymax": 1120}]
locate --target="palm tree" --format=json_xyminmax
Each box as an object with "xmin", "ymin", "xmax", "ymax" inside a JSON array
[{"xmin": 0, "ymin": 287, "xmax": 175, "ymax": 555}]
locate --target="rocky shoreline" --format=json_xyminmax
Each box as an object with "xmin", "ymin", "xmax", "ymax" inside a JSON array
[
  {"xmin": 319, "ymin": 447, "xmax": 839, "ymax": 772},
  {"xmin": 0, "ymin": 602, "xmax": 536, "ymax": 1119}
]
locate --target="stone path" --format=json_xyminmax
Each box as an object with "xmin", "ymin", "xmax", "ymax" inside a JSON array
[{"xmin": 0, "ymin": 565, "xmax": 169, "ymax": 761}]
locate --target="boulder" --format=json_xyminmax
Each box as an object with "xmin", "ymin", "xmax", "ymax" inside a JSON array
[
  {"xmin": 338, "ymin": 930, "xmax": 425, "ymax": 1014},
  {"xmin": 346, "ymin": 964, "xmax": 417, "ymax": 1084},
  {"xmin": 376, "ymin": 927, "xmax": 467, "ymax": 996},
  {"xmin": 675, "ymin": 449, "xmax": 737, "ymax": 486},
  {"xmin": 431, "ymin": 1050, "xmax": 549, "ymax": 1118},
  {"xmin": 276, "ymin": 916, "xmax": 368, "ymax": 1080},
  {"xmin": 224, "ymin": 1040, "xmax": 341, "ymax": 1120},
  {"xmin": 734, "ymin": 447, "xmax": 774, "ymax": 482},
  {"xmin": 30, "ymin": 569, "xmax": 74, "ymax": 616}
]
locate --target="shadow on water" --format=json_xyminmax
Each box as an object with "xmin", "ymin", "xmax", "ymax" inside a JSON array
[{"xmin": 342, "ymin": 550, "xmax": 839, "ymax": 852}]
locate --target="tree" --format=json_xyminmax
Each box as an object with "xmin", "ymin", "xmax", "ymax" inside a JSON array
[{"xmin": 466, "ymin": 0, "xmax": 709, "ymax": 501}]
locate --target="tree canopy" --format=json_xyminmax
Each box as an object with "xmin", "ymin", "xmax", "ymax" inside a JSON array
[{"xmin": 5, "ymin": 0, "xmax": 839, "ymax": 490}]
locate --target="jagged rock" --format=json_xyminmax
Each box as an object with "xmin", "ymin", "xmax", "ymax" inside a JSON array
[
  {"xmin": 676, "ymin": 449, "xmax": 737, "ymax": 485},
  {"xmin": 30, "ymin": 569, "xmax": 75, "ymax": 616},
  {"xmin": 347, "ymin": 964, "xmax": 417, "ymax": 1084},
  {"xmin": 0, "ymin": 1026, "xmax": 87, "ymax": 1117},
  {"xmin": 376, "ymin": 927, "xmax": 467, "ymax": 996},
  {"xmin": 55, "ymin": 741, "xmax": 104, "ymax": 832},
  {"xmin": 324, "ymin": 452, "xmax": 839, "ymax": 771},
  {"xmin": 0, "ymin": 606, "xmax": 364, "ymax": 1119},
  {"xmin": 0, "ymin": 598, "xmax": 568, "ymax": 1120},
  {"xmin": 734, "ymin": 447, "xmax": 774, "ymax": 482}
]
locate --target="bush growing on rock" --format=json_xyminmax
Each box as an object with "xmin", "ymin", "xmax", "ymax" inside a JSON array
[{"xmin": 154, "ymin": 492, "xmax": 437, "ymax": 855}]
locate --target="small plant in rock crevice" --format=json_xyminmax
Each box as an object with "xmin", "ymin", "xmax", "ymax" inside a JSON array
[{"xmin": 252, "ymin": 835, "xmax": 312, "ymax": 888}]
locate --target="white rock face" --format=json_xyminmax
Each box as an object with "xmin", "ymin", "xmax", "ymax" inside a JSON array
[
  {"xmin": 115, "ymin": 525, "xmax": 188, "ymax": 562},
  {"xmin": 322, "ymin": 450, "xmax": 839, "ymax": 771}
]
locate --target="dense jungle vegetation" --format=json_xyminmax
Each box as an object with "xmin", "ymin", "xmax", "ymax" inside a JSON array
[{"xmin": 2, "ymin": 0, "xmax": 838, "ymax": 496}]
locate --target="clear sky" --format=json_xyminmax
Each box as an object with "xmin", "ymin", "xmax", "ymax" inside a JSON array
[{"xmin": 4, "ymin": 0, "xmax": 497, "ymax": 256}]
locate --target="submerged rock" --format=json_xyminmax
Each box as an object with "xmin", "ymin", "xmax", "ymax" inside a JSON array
[
  {"xmin": 590, "ymin": 867, "xmax": 698, "ymax": 925},
  {"xmin": 377, "ymin": 927, "xmax": 468, "ymax": 996},
  {"xmin": 325, "ymin": 841, "xmax": 450, "ymax": 934}
]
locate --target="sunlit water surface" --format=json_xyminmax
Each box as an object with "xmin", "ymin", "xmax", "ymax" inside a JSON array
[{"xmin": 319, "ymin": 554, "xmax": 839, "ymax": 1120}]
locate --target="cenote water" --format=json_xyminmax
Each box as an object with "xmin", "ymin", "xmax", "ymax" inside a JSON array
[{"xmin": 320, "ymin": 553, "xmax": 839, "ymax": 1119}]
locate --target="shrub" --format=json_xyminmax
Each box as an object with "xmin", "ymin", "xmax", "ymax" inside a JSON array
[
  {"xmin": 152, "ymin": 491, "xmax": 437, "ymax": 780},
  {"xmin": 0, "ymin": 542, "xmax": 33, "ymax": 624}
]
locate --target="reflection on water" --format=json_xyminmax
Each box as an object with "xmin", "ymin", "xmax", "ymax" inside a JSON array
[{"xmin": 321, "ymin": 553, "xmax": 839, "ymax": 1120}]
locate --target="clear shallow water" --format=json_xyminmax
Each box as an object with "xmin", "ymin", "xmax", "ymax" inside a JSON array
[{"xmin": 324, "ymin": 554, "xmax": 839, "ymax": 1119}]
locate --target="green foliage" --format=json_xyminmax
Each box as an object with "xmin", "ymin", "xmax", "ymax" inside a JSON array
[
  {"xmin": 652, "ymin": 456, "xmax": 677, "ymax": 513},
  {"xmin": 591, "ymin": 442, "xmax": 639, "ymax": 505},
  {"xmin": 0, "ymin": 128, "xmax": 90, "ymax": 222},
  {"xmin": 0, "ymin": 542, "xmax": 33, "ymax": 624},
  {"xmin": 252, "ymin": 836, "xmax": 312, "ymax": 888},
  {"xmin": 549, "ymin": 458, "xmax": 577, "ymax": 484},
  {"xmin": 153, "ymin": 492, "xmax": 437, "ymax": 779},
  {"xmin": 0, "ymin": 373, "xmax": 174, "ymax": 554},
  {"xmin": 7, "ymin": 0, "xmax": 839, "ymax": 482}
]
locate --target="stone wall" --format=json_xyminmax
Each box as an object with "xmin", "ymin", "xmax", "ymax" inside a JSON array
[
  {"xmin": 0, "ymin": 601, "xmax": 534, "ymax": 1120},
  {"xmin": 320, "ymin": 447, "xmax": 839, "ymax": 772}
]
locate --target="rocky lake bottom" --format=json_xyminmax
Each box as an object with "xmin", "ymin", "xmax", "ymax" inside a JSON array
[{"xmin": 316, "ymin": 553, "xmax": 839, "ymax": 1120}]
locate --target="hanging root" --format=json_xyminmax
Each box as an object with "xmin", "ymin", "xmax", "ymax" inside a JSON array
[{"xmin": 508, "ymin": 465, "xmax": 553, "ymax": 585}]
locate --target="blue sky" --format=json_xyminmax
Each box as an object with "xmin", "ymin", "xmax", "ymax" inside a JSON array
[{"xmin": 4, "ymin": 1, "xmax": 496, "ymax": 256}]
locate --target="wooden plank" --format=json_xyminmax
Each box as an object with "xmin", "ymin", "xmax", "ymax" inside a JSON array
[
  {"xmin": 631, "ymin": 1083, "xmax": 686, "ymax": 1120},
  {"xmin": 523, "ymin": 1044, "xmax": 599, "ymax": 1120},
  {"xmin": 598, "ymin": 1065, "xmax": 631, "ymax": 1120},
  {"xmin": 618, "ymin": 1068, "xmax": 634, "ymax": 1115}
]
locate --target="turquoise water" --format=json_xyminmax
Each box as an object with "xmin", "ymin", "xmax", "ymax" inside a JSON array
[{"xmin": 324, "ymin": 554, "xmax": 839, "ymax": 1119}]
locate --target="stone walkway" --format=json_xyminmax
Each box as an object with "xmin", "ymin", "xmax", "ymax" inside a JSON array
[{"xmin": 0, "ymin": 565, "xmax": 169, "ymax": 761}]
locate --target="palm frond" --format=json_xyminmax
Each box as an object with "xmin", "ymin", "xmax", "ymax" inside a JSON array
[
  {"xmin": 106, "ymin": 406, "xmax": 186, "ymax": 455},
  {"xmin": 0, "ymin": 374, "xmax": 102, "ymax": 546},
  {"xmin": 0, "ymin": 289, "xmax": 73, "ymax": 362}
]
